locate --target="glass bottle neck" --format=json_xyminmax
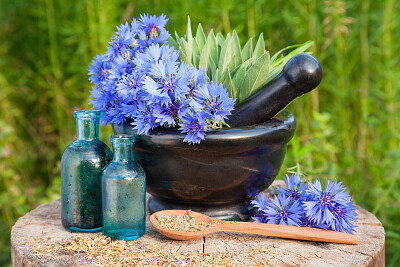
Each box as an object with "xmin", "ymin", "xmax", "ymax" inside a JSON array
[
  {"xmin": 112, "ymin": 142, "xmax": 133, "ymax": 162},
  {"xmin": 76, "ymin": 118, "xmax": 100, "ymax": 140}
]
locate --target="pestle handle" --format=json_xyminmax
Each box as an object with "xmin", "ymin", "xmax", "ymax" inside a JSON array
[{"xmin": 227, "ymin": 54, "xmax": 323, "ymax": 127}]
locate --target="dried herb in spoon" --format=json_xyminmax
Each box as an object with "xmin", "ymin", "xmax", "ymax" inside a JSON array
[{"xmin": 155, "ymin": 210, "xmax": 211, "ymax": 232}]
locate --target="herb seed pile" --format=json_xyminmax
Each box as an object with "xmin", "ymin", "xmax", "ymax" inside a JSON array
[
  {"xmin": 155, "ymin": 211, "xmax": 211, "ymax": 232},
  {"xmin": 25, "ymin": 234, "xmax": 280, "ymax": 266}
]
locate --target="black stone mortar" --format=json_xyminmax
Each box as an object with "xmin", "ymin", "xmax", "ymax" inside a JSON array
[{"xmin": 113, "ymin": 54, "xmax": 322, "ymax": 221}]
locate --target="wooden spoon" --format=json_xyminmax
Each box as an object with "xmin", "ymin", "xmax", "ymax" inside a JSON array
[{"xmin": 150, "ymin": 210, "xmax": 358, "ymax": 245}]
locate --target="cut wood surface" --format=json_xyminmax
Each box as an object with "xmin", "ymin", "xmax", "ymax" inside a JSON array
[{"xmin": 11, "ymin": 180, "xmax": 385, "ymax": 266}]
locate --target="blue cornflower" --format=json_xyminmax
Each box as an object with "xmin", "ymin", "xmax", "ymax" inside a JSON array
[
  {"xmin": 130, "ymin": 18, "xmax": 141, "ymax": 33},
  {"xmin": 121, "ymin": 101, "xmax": 139, "ymax": 120},
  {"xmin": 89, "ymin": 87, "xmax": 115, "ymax": 125},
  {"xmin": 115, "ymin": 72, "xmax": 143, "ymax": 100},
  {"xmin": 139, "ymin": 13, "xmax": 168, "ymax": 37},
  {"xmin": 195, "ymin": 82, "xmax": 235, "ymax": 123},
  {"xmin": 153, "ymin": 101, "xmax": 190, "ymax": 127},
  {"xmin": 88, "ymin": 54, "xmax": 110, "ymax": 85},
  {"xmin": 148, "ymin": 28, "xmax": 170, "ymax": 45},
  {"xmin": 252, "ymin": 210, "xmax": 269, "ymax": 223},
  {"xmin": 108, "ymin": 55, "xmax": 132, "ymax": 81},
  {"xmin": 106, "ymin": 102, "xmax": 126, "ymax": 125},
  {"xmin": 179, "ymin": 114, "xmax": 208, "ymax": 144},
  {"xmin": 299, "ymin": 215, "xmax": 315, "ymax": 227},
  {"xmin": 136, "ymin": 14, "xmax": 170, "ymax": 48},
  {"xmin": 105, "ymin": 22, "xmax": 136, "ymax": 60},
  {"xmin": 251, "ymin": 193, "xmax": 269, "ymax": 210},
  {"xmin": 299, "ymin": 214, "xmax": 331, "ymax": 230},
  {"xmin": 330, "ymin": 203, "xmax": 357, "ymax": 233},
  {"xmin": 88, "ymin": 14, "xmax": 173, "ymax": 127},
  {"xmin": 142, "ymin": 59, "xmax": 190, "ymax": 106},
  {"xmin": 303, "ymin": 179, "xmax": 356, "ymax": 233},
  {"xmin": 131, "ymin": 101, "xmax": 157, "ymax": 135},
  {"xmin": 251, "ymin": 193, "xmax": 269, "ymax": 223},
  {"xmin": 133, "ymin": 44, "xmax": 179, "ymax": 75},
  {"xmin": 87, "ymin": 14, "xmax": 237, "ymax": 144},
  {"xmin": 262, "ymin": 194, "xmax": 303, "ymax": 226},
  {"xmin": 276, "ymin": 173, "xmax": 308, "ymax": 201},
  {"xmin": 178, "ymin": 65, "xmax": 208, "ymax": 97}
]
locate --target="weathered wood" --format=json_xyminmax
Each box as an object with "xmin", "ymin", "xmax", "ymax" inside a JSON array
[{"xmin": 11, "ymin": 180, "xmax": 385, "ymax": 266}]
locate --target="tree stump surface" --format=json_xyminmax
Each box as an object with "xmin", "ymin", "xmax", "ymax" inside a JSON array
[{"xmin": 11, "ymin": 180, "xmax": 385, "ymax": 266}]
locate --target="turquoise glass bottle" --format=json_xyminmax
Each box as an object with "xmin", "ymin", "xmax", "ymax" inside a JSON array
[
  {"xmin": 102, "ymin": 134, "xmax": 146, "ymax": 240},
  {"xmin": 61, "ymin": 110, "xmax": 112, "ymax": 232}
]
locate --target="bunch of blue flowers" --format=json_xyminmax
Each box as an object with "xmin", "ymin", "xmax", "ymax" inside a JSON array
[
  {"xmin": 87, "ymin": 14, "xmax": 235, "ymax": 144},
  {"xmin": 252, "ymin": 174, "xmax": 357, "ymax": 233}
]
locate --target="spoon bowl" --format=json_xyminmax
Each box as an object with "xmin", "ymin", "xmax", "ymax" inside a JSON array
[
  {"xmin": 149, "ymin": 210, "xmax": 216, "ymax": 241},
  {"xmin": 150, "ymin": 210, "xmax": 359, "ymax": 245}
]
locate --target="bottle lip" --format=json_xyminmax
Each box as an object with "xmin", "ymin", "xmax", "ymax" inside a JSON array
[
  {"xmin": 110, "ymin": 134, "xmax": 135, "ymax": 143},
  {"xmin": 74, "ymin": 110, "xmax": 103, "ymax": 119}
]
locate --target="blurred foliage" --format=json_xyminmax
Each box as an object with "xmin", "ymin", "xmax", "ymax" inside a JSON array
[{"xmin": 1, "ymin": 0, "xmax": 399, "ymax": 265}]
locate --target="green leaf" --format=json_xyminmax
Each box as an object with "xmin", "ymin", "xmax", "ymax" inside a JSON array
[
  {"xmin": 232, "ymin": 66, "xmax": 246, "ymax": 100},
  {"xmin": 218, "ymin": 36, "xmax": 232, "ymax": 74},
  {"xmin": 241, "ymin": 38, "xmax": 253, "ymax": 61},
  {"xmin": 207, "ymin": 29, "xmax": 219, "ymax": 67},
  {"xmin": 265, "ymin": 41, "xmax": 314, "ymax": 84},
  {"xmin": 168, "ymin": 36, "xmax": 179, "ymax": 50},
  {"xmin": 199, "ymin": 44, "xmax": 209, "ymax": 70},
  {"xmin": 217, "ymin": 68, "xmax": 226, "ymax": 84},
  {"xmin": 186, "ymin": 16, "xmax": 192, "ymax": 42},
  {"xmin": 223, "ymin": 67, "xmax": 235, "ymax": 99},
  {"xmin": 214, "ymin": 67, "xmax": 220, "ymax": 82},
  {"xmin": 192, "ymin": 39, "xmax": 200, "ymax": 67},
  {"xmin": 216, "ymin": 32, "xmax": 226, "ymax": 45},
  {"xmin": 231, "ymin": 30, "xmax": 242, "ymax": 65},
  {"xmin": 195, "ymin": 24, "xmax": 206, "ymax": 51},
  {"xmin": 208, "ymin": 56, "xmax": 217, "ymax": 81},
  {"xmin": 230, "ymin": 64, "xmax": 241, "ymax": 78},
  {"xmin": 228, "ymin": 30, "xmax": 242, "ymax": 71},
  {"xmin": 240, "ymin": 52, "xmax": 270, "ymax": 101},
  {"xmin": 175, "ymin": 31, "xmax": 181, "ymax": 43},
  {"xmin": 253, "ymin": 33, "xmax": 266, "ymax": 60},
  {"xmin": 270, "ymin": 41, "xmax": 313, "ymax": 65},
  {"xmin": 241, "ymin": 58, "xmax": 254, "ymax": 70},
  {"xmin": 179, "ymin": 38, "xmax": 192, "ymax": 66}
]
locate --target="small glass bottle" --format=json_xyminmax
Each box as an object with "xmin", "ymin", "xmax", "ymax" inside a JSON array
[
  {"xmin": 102, "ymin": 134, "xmax": 146, "ymax": 240},
  {"xmin": 61, "ymin": 110, "xmax": 112, "ymax": 232}
]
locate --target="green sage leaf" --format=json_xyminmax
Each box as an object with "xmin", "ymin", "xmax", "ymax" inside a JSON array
[
  {"xmin": 168, "ymin": 36, "xmax": 179, "ymax": 50},
  {"xmin": 175, "ymin": 31, "xmax": 181, "ymax": 43},
  {"xmin": 216, "ymin": 32, "xmax": 226, "ymax": 45},
  {"xmin": 199, "ymin": 44, "xmax": 209, "ymax": 70},
  {"xmin": 218, "ymin": 36, "xmax": 232, "ymax": 74},
  {"xmin": 231, "ymin": 30, "xmax": 242, "ymax": 67},
  {"xmin": 208, "ymin": 56, "xmax": 217, "ymax": 81},
  {"xmin": 179, "ymin": 38, "xmax": 192, "ymax": 66},
  {"xmin": 253, "ymin": 33, "xmax": 266, "ymax": 60},
  {"xmin": 195, "ymin": 24, "xmax": 206, "ymax": 50},
  {"xmin": 207, "ymin": 29, "xmax": 219, "ymax": 68},
  {"xmin": 241, "ymin": 39, "xmax": 253, "ymax": 61},
  {"xmin": 240, "ymin": 52, "xmax": 270, "ymax": 100},
  {"xmin": 192, "ymin": 39, "xmax": 200, "ymax": 67},
  {"xmin": 186, "ymin": 15, "xmax": 192, "ymax": 42},
  {"xmin": 232, "ymin": 66, "xmax": 246, "ymax": 100}
]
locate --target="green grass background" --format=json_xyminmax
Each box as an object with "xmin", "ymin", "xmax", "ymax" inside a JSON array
[{"xmin": 1, "ymin": 0, "xmax": 399, "ymax": 265}]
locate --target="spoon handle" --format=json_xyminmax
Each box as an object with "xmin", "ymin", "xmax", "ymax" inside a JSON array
[{"xmin": 215, "ymin": 221, "xmax": 358, "ymax": 245}]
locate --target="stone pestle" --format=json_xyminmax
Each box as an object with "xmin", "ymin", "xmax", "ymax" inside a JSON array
[{"xmin": 226, "ymin": 53, "xmax": 323, "ymax": 127}]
